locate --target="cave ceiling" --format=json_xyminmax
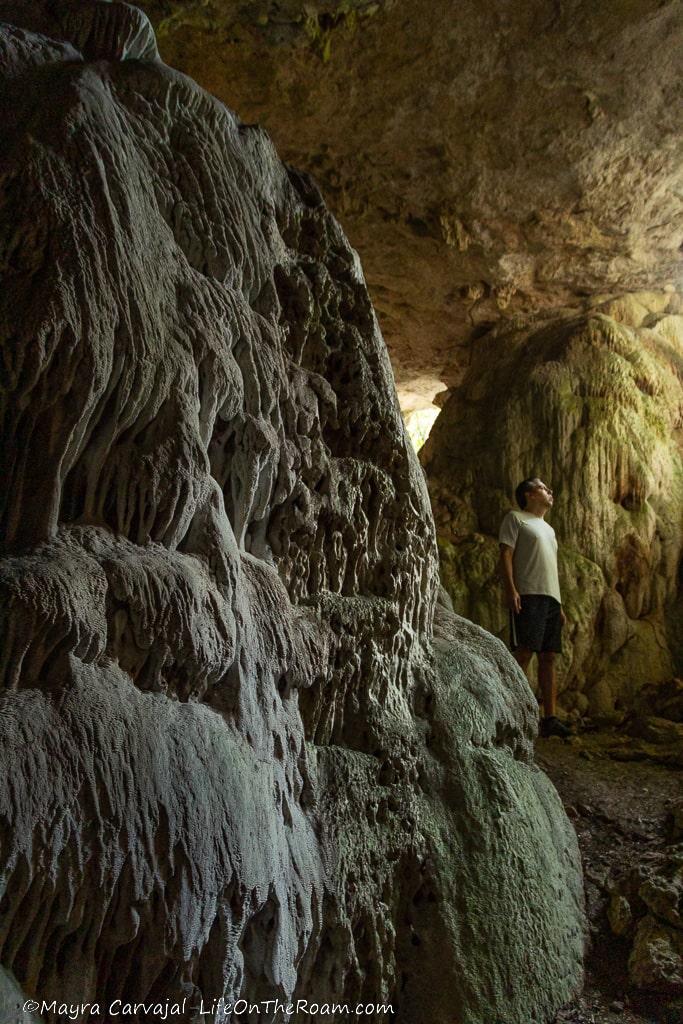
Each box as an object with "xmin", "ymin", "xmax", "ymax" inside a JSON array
[{"xmin": 140, "ymin": 0, "xmax": 683, "ymax": 410}]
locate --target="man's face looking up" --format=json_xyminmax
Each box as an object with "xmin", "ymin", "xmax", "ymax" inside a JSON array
[{"xmin": 526, "ymin": 479, "xmax": 554, "ymax": 512}]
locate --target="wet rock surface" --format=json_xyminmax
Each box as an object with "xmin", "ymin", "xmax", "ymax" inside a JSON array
[{"xmin": 0, "ymin": 4, "xmax": 583, "ymax": 1022}]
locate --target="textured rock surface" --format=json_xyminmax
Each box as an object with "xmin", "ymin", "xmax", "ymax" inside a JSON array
[
  {"xmin": 629, "ymin": 915, "xmax": 683, "ymax": 992},
  {"xmin": 0, "ymin": 4, "xmax": 583, "ymax": 1022},
  {"xmin": 538, "ymin": 731, "xmax": 683, "ymax": 1022},
  {"xmin": 422, "ymin": 300, "xmax": 683, "ymax": 715},
  {"xmin": 0, "ymin": 966, "xmax": 43, "ymax": 1023},
  {"xmin": 608, "ymin": 845, "xmax": 683, "ymax": 993},
  {"xmin": 138, "ymin": 0, "xmax": 683, "ymax": 409}
]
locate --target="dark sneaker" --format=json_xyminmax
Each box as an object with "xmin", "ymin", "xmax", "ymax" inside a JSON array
[{"xmin": 540, "ymin": 715, "xmax": 572, "ymax": 739}]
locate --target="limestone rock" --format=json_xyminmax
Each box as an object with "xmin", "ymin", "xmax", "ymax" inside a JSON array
[
  {"xmin": 608, "ymin": 849, "xmax": 683, "ymax": 993},
  {"xmin": 629, "ymin": 916, "xmax": 683, "ymax": 993},
  {"xmin": 640, "ymin": 863, "xmax": 683, "ymax": 932},
  {"xmin": 607, "ymin": 895, "xmax": 633, "ymax": 938},
  {"xmin": 422, "ymin": 308, "xmax": 683, "ymax": 714},
  {"xmin": 0, "ymin": 4, "xmax": 583, "ymax": 1022},
  {"xmin": 635, "ymin": 678, "xmax": 683, "ymax": 723},
  {"xmin": 137, "ymin": 0, "xmax": 683, "ymax": 409},
  {"xmin": 627, "ymin": 717, "xmax": 683, "ymax": 752},
  {"xmin": 0, "ymin": 967, "xmax": 44, "ymax": 1024}
]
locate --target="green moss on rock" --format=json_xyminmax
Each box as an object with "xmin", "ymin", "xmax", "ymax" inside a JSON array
[{"xmin": 424, "ymin": 300, "xmax": 683, "ymax": 715}]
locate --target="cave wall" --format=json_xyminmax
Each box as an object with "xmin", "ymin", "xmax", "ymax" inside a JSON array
[
  {"xmin": 0, "ymin": 4, "xmax": 583, "ymax": 1022},
  {"xmin": 422, "ymin": 295, "xmax": 683, "ymax": 718}
]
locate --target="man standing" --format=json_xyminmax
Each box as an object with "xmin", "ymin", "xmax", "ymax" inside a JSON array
[{"xmin": 499, "ymin": 477, "xmax": 570, "ymax": 739}]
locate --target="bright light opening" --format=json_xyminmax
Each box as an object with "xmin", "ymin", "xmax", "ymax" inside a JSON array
[{"xmin": 402, "ymin": 407, "xmax": 439, "ymax": 452}]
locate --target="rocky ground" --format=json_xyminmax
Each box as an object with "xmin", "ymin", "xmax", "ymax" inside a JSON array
[{"xmin": 538, "ymin": 731, "xmax": 683, "ymax": 1024}]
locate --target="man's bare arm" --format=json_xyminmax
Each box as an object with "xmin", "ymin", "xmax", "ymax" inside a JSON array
[{"xmin": 499, "ymin": 544, "xmax": 521, "ymax": 613}]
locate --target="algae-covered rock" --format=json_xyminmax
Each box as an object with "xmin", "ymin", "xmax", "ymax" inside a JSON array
[
  {"xmin": 436, "ymin": 534, "xmax": 505, "ymax": 639},
  {"xmin": 422, "ymin": 305, "xmax": 683, "ymax": 714}
]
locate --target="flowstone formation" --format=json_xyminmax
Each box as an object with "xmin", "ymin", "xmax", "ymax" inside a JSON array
[
  {"xmin": 0, "ymin": 4, "xmax": 583, "ymax": 1022},
  {"xmin": 422, "ymin": 297, "xmax": 683, "ymax": 719}
]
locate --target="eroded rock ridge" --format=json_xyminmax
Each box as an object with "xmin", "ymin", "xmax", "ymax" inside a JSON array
[{"xmin": 0, "ymin": 5, "xmax": 583, "ymax": 1022}]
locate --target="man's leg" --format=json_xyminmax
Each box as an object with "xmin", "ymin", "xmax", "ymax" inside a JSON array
[
  {"xmin": 538, "ymin": 651, "xmax": 556, "ymax": 717},
  {"xmin": 513, "ymin": 647, "xmax": 533, "ymax": 675},
  {"xmin": 538, "ymin": 644, "xmax": 571, "ymax": 737},
  {"xmin": 511, "ymin": 597, "xmax": 541, "ymax": 678}
]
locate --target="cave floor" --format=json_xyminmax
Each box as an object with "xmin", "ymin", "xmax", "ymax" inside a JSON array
[{"xmin": 537, "ymin": 733, "xmax": 683, "ymax": 1024}]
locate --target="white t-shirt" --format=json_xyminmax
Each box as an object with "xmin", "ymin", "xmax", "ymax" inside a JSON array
[{"xmin": 498, "ymin": 510, "xmax": 561, "ymax": 604}]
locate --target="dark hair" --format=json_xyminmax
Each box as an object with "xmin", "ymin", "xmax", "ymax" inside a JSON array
[{"xmin": 515, "ymin": 478, "xmax": 537, "ymax": 510}]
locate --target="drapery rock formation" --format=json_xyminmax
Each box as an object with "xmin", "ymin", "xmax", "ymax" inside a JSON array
[
  {"xmin": 138, "ymin": 0, "xmax": 683, "ymax": 411},
  {"xmin": 0, "ymin": 4, "xmax": 583, "ymax": 1023},
  {"xmin": 422, "ymin": 296, "xmax": 683, "ymax": 718}
]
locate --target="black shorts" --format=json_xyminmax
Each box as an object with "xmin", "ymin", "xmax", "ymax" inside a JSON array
[{"xmin": 510, "ymin": 594, "xmax": 562, "ymax": 653}]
